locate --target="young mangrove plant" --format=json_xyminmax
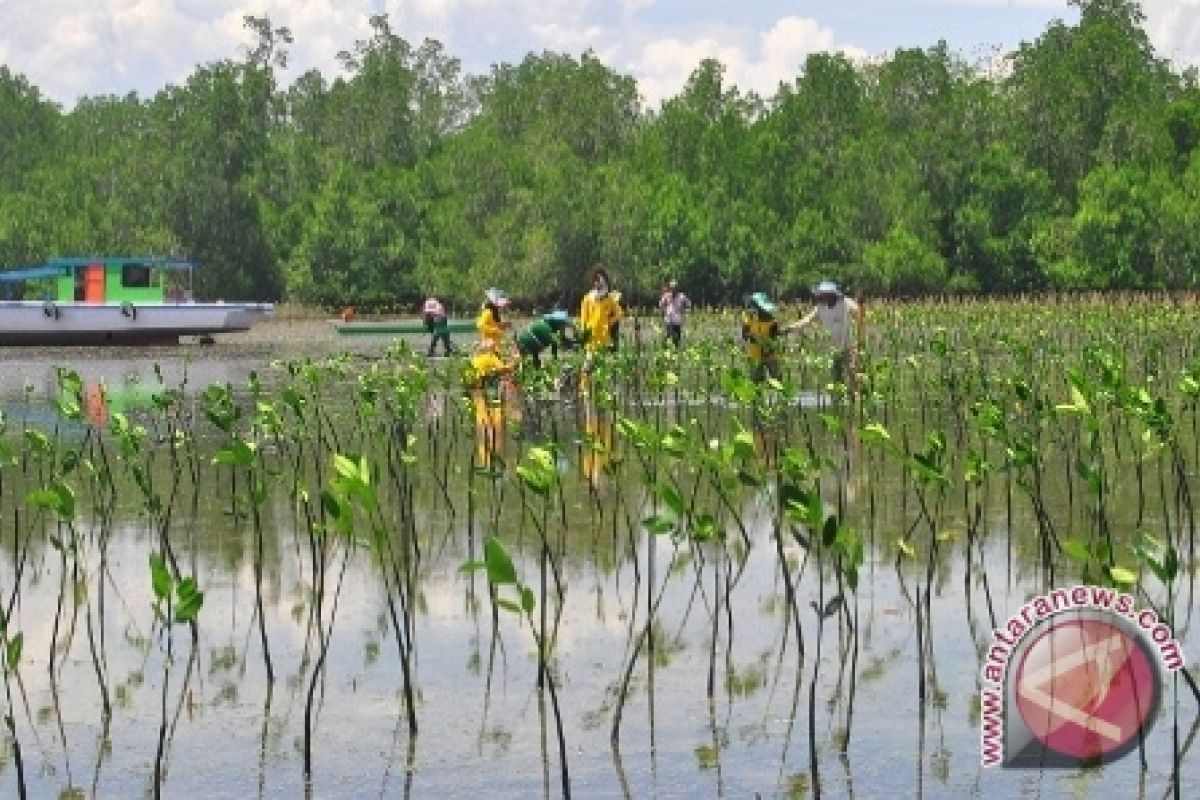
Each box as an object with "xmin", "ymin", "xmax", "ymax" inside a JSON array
[
  {"xmin": 203, "ymin": 382, "xmax": 275, "ymax": 685},
  {"xmin": 148, "ymin": 551, "xmax": 204, "ymax": 799},
  {"xmin": 778, "ymin": 447, "xmax": 863, "ymax": 799},
  {"xmin": 461, "ymin": 533, "xmax": 570, "ymax": 798},
  {"xmin": 0, "ymin": 607, "xmax": 25, "ymax": 799}
]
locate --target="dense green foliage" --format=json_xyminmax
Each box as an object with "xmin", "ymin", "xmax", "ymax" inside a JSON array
[{"xmin": 1, "ymin": 1, "xmax": 1198, "ymax": 307}]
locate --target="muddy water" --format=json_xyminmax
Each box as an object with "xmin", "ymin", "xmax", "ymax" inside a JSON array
[{"xmin": 0, "ymin": 316, "xmax": 1193, "ymax": 799}]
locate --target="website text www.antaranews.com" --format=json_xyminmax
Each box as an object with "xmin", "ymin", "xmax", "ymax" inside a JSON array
[{"xmin": 979, "ymin": 584, "xmax": 1184, "ymax": 767}]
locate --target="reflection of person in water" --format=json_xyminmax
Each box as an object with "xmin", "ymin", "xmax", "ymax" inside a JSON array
[
  {"xmin": 580, "ymin": 400, "xmax": 615, "ymax": 489},
  {"xmin": 467, "ymin": 340, "xmax": 514, "ymax": 467},
  {"xmin": 74, "ymin": 377, "xmax": 158, "ymax": 428},
  {"xmin": 85, "ymin": 382, "xmax": 108, "ymax": 426}
]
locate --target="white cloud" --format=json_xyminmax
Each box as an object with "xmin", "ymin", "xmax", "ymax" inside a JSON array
[
  {"xmin": 0, "ymin": 1, "xmax": 384, "ymax": 104},
  {"xmin": 530, "ymin": 22, "xmax": 608, "ymax": 53},
  {"xmin": 926, "ymin": 0, "xmax": 1067, "ymax": 7},
  {"xmin": 0, "ymin": 1, "xmax": 1198, "ymax": 110},
  {"xmin": 1143, "ymin": 0, "xmax": 1200, "ymax": 70},
  {"xmin": 632, "ymin": 16, "xmax": 864, "ymax": 107}
]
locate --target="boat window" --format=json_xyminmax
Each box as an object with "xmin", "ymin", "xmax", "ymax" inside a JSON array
[{"xmin": 121, "ymin": 263, "xmax": 155, "ymax": 288}]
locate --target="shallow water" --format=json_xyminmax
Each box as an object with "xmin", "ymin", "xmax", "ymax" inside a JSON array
[{"xmin": 0, "ymin": 315, "xmax": 1194, "ymax": 799}]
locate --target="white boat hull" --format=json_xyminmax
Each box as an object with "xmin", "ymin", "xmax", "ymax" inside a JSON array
[{"xmin": 0, "ymin": 301, "xmax": 274, "ymax": 345}]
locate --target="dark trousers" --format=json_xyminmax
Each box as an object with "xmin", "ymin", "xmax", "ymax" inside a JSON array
[
  {"xmin": 428, "ymin": 329, "xmax": 453, "ymax": 355},
  {"xmin": 666, "ymin": 322, "xmax": 682, "ymax": 347},
  {"xmin": 750, "ymin": 358, "xmax": 781, "ymax": 383}
]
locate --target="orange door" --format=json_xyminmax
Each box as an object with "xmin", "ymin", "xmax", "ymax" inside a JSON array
[{"xmin": 84, "ymin": 263, "xmax": 105, "ymax": 303}]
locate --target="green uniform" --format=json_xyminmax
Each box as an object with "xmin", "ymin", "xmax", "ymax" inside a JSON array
[{"xmin": 517, "ymin": 316, "xmax": 571, "ymax": 366}]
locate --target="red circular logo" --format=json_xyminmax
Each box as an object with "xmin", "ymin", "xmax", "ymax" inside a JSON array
[{"xmin": 1014, "ymin": 617, "xmax": 1159, "ymax": 762}]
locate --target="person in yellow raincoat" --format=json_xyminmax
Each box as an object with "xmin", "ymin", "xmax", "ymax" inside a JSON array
[
  {"xmin": 742, "ymin": 292, "xmax": 784, "ymax": 382},
  {"xmin": 476, "ymin": 287, "xmax": 510, "ymax": 352},
  {"xmin": 578, "ymin": 266, "xmax": 623, "ymax": 352},
  {"xmin": 467, "ymin": 340, "xmax": 513, "ymax": 467},
  {"xmin": 577, "ymin": 266, "xmax": 623, "ymax": 394}
]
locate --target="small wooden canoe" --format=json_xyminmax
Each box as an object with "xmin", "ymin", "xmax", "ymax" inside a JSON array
[{"xmin": 334, "ymin": 319, "xmax": 476, "ymax": 336}]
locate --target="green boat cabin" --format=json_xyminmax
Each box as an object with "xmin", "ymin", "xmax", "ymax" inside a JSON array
[{"xmin": 0, "ymin": 257, "xmax": 195, "ymax": 303}]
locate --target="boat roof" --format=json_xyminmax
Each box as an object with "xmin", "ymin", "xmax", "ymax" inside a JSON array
[
  {"xmin": 0, "ymin": 265, "xmax": 64, "ymax": 282},
  {"xmin": 0, "ymin": 257, "xmax": 196, "ymax": 282}
]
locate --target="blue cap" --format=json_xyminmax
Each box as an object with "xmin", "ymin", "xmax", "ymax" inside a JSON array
[
  {"xmin": 544, "ymin": 309, "xmax": 570, "ymax": 324},
  {"xmin": 814, "ymin": 280, "xmax": 841, "ymax": 296},
  {"xmin": 749, "ymin": 292, "xmax": 777, "ymax": 314},
  {"xmin": 484, "ymin": 287, "xmax": 508, "ymax": 305}
]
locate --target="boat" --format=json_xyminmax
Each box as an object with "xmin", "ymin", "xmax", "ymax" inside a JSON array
[
  {"xmin": 0, "ymin": 256, "xmax": 274, "ymax": 345},
  {"xmin": 334, "ymin": 319, "xmax": 476, "ymax": 336}
]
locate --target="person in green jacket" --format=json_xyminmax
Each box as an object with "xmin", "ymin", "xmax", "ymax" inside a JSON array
[{"xmin": 517, "ymin": 310, "xmax": 577, "ymax": 368}]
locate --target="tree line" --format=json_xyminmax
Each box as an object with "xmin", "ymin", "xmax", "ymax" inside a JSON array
[{"xmin": 0, "ymin": 0, "xmax": 1197, "ymax": 309}]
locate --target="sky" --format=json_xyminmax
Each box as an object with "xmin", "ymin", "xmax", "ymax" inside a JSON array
[{"xmin": 2, "ymin": 1, "xmax": 1200, "ymax": 109}]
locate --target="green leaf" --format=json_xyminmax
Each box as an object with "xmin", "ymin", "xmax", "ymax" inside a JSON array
[
  {"xmin": 732, "ymin": 429, "xmax": 757, "ymax": 461},
  {"xmin": 661, "ymin": 426, "xmax": 688, "ymax": 456},
  {"xmin": 176, "ymin": 576, "xmax": 199, "ymax": 602},
  {"xmin": 483, "ymin": 536, "xmax": 518, "ymax": 586},
  {"xmin": 54, "ymin": 481, "xmax": 75, "ymax": 519},
  {"xmin": 642, "ymin": 515, "xmax": 677, "ymax": 536},
  {"xmin": 896, "ymin": 539, "xmax": 915, "ymax": 558},
  {"xmin": 861, "ymin": 422, "xmax": 891, "ymax": 446},
  {"xmin": 520, "ymin": 586, "xmax": 536, "ymax": 615},
  {"xmin": 692, "ymin": 513, "xmax": 718, "ymax": 542},
  {"xmin": 214, "ymin": 439, "xmax": 255, "ymax": 467},
  {"xmin": 1163, "ymin": 546, "xmax": 1179, "ymax": 582},
  {"xmin": 1055, "ymin": 383, "xmax": 1090, "ymax": 415},
  {"xmin": 516, "ymin": 464, "xmax": 552, "ymax": 495},
  {"xmin": 660, "ymin": 484, "xmax": 685, "ymax": 518},
  {"xmin": 149, "ymin": 552, "xmax": 171, "ymax": 601},
  {"xmin": 27, "ymin": 488, "xmax": 59, "ymax": 511},
  {"xmin": 495, "ymin": 598, "xmax": 523, "ymax": 614},
  {"xmin": 1060, "ymin": 538, "xmax": 1091, "ymax": 564},
  {"xmin": 175, "ymin": 588, "xmax": 204, "ymax": 623},
  {"xmin": 821, "ymin": 515, "xmax": 838, "ymax": 547},
  {"xmin": 1105, "ymin": 565, "xmax": 1137, "ymax": 588},
  {"xmin": 23, "ymin": 429, "xmax": 50, "ymax": 453},
  {"xmin": 320, "ymin": 490, "xmax": 343, "ymax": 520},
  {"xmin": 333, "ymin": 454, "xmax": 359, "ymax": 482},
  {"xmin": 6, "ymin": 631, "xmax": 22, "ymax": 671}
]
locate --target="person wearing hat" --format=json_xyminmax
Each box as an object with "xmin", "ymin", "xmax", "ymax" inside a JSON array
[
  {"xmin": 422, "ymin": 296, "xmax": 455, "ymax": 356},
  {"xmin": 579, "ymin": 265, "xmax": 623, "ymax": 353},
  {"xmin": 787, "ymin": 280, "xmax": 864, "ymax": 385},
  {"xmin": 659, "ymin": 279, "xmax": 691, "ymax": 348},
  {"xmin": 742, "ymin": 291, "xmax": 784, "ymax": 382},
  {"xmin": 516, "ymin": 309, "xmax": 577, "ymax": 368},
  {"xmin": 476, "ymin": 287, "xmax": 510, "ymax": 352}
]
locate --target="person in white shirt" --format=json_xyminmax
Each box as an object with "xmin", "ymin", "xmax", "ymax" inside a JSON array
[
  {"xmin": 658, "ymin": 279, "xmax": 690, "ymax": 348},
  {"xmin": 786, "ymin": 281, "xmax": 864, "ymax": 385}
]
